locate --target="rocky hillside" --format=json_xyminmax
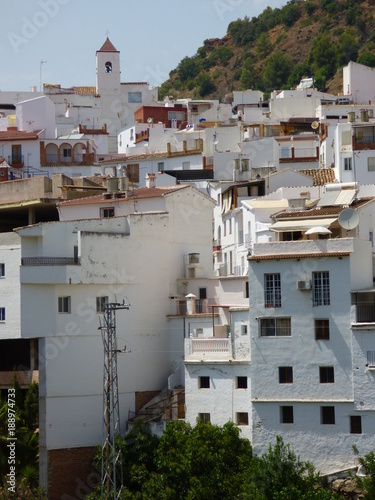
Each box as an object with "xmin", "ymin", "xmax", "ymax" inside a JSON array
[{"xmin": 159, "ymin": 0, "xmax": 375, "ymax": 101}]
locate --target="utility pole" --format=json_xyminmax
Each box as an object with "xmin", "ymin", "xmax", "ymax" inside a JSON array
[{"xmin": 99, "ymin": 300, "xmax": 130, "ymax": 500}]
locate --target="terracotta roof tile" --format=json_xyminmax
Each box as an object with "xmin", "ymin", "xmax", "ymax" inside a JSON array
[
  {"xmin": 73, "ymin": 86, "xmax": 97, "ymax": 96},
  {"xmin": 0, "ymin": 130, "xmax": 41, "ymax": 141},
  {"xmin": 300, "ymin": 168, "xmax": 336, "ymax": 186},
  {"xmin": 58, "ymin": 185, "xmax": 188, "ymax": 207},
  {"xmin": 97, "ymin": 37, "xmax": 119, "ymax": 53},
  {"xmin": 248, "ymin": 252, "xmax": 351, "ymax": 261},
  {"xmin": 274, "ymin": 197, "xmax": 374, "ymax": 219}
]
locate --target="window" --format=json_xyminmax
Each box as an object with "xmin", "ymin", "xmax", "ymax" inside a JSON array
[
  {"xmin": 264, "ymin": 273, "xmax": 281, "ymax": 308},
  {"xmin": 127, "ymin": 164, "xmax": 139, "ymax": 182},
  {"xmin": 100, "ymin": 207, "xmax": 115, "ymax": 218},
  {"xmin": 11, "ymin": 145, "xmax": 22, "ymax": 164},
  {"xmin": 344, "ymin": 157, "xmax": 352, "ymax": 171},
  {"xmin": 96, "ymin": 296, "xmax": 108, "ymax": 313},
  {"xmin": 279, "ymin": 366, "xmax": 293, "ymax": 384},
  {"xmin": 350, "ymin": 416, "xmax": 362, "ymax": 434},
  {"xmin": 63, "ymin": 148, "xmax": 72, "ymax": 158},
  {"xmin": 320, "ymin": 366, "xmax": 334, "ymax": 383},
  {"xmin": 367, "ymin": 350, "xmax": 375, "ymax": 368},
  {"xmin": 321, "ymin": 406, "xmax": 335, "ymax": 424},
  {"xmin": 157, "ymin": 162, "xmax": 164, "ymax": 172},
  {"xmin": 260, "ymin": 318, "xmax": 291, "ymax": 337},
  {"xmin": 229, "ymin": 218, "xmax": 232, "ymax": 234},
  {"xmin": 182, "ymin": 161, "xmax": 190, "ymax": 170},
  {"xmin": 280, "ymin": 406, "xmax": 294, "ymax": 424},
  {"xmin": 240, "ymin": 324, "xmax": 248, "ymax": 335},
  {"xmin": 105, "ymin": 61, "xmax": 112, "ymax": 73},
  {"xmin": 223, "ymin": 221, "xmax": 226, "ymax": 237},
  {"xmin": 58, "ymin": 296, "xmax": 71, "ymax": 314},
  {"xmin": 199, "ymin": 376, "xmax": 210, "ymax": 389},
  {"xmin": 312, "ymin": 271, "xmax": 330, "ymax": 306},
  {"xmin": 315, "ymin": 319, "xmax": 330, "ymax": 340},
  {"xmin": 198, "ymin": 413, "xmax": 210, "ymax": 423},
  {"xmin": 368, "ymin": 157, "xmax": 375, "ymax": 171},
  {"xmin": 370, "ymin": 231, "xmax": 373, "ymax": 248},
  {"xmin": 245, "ymin": 281, "xmax": 249, "ymax": 299},
  {"xmin": 0, "ymin": 308, "xmax": 5, "ymax": 321},
  {"xmin": 0, "ymin": 264, "xmax": 4, "ymax": 277},
  {"xmin": 168, "ymin": 111, "xmax": 185, "ymax": 121},
  {"xmin": 236, "ymin": 412, "xmax": 249, "ymax": 425},
  {"xmin": 128, "ymin": 92, "xmax": 142, "ymax": 103},
  {"xmin": 236, "ymin": 376, "xmax": 247, "ymax": 389}
]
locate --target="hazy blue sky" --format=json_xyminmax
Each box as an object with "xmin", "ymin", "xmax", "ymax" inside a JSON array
[{"xmin": 1, "ymin": 0, "xmax": 286, "ymax": 92}]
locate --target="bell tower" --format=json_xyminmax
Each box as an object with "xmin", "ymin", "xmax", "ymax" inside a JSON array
[{"xmin": 96, "ymin": 37, "xmax": 121, "ymax": 95}]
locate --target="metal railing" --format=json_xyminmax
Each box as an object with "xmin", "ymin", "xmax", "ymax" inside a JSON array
[
  {"xmin": 355, "ymin": 305, "xmax": 375, "ymax": 323},
  {"xmin": 21, "ymin": 257, "xmax": 80, "ymax": 266},
  {"xmin": 8, "ymin": 155, "xmax": 24, "ymax": 165}
]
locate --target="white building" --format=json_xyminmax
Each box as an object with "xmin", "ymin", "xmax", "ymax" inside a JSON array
[
  {"xmin": 343, "ymin": 61, "xmax": 375, "ymax": 104},
  {"xmin": 15, "ymin": 183, "xmax": 215, "ymax": 498}
]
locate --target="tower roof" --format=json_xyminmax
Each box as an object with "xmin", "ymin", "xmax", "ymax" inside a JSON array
[{"xmin": 97, "ymin": 37, "xmax": 119, "ymax": 53}]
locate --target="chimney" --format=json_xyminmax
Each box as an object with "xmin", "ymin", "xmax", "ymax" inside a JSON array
[{"xmin": 145, "ymin": 173, "xmax": 156, "ymax": 188}]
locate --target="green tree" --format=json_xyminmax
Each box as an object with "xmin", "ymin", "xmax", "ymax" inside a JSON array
[
  {"xmin": 243, "ymin": 436, "xmax": 332, "ymax": 499},
  {"xmin": 262, "ymin": 51, "xmax": 293, "ymax": 90},
  {"xmin": 197, "ymin": 74, "xmax": 216, "ymax": 97},
  {"xmin": 257, "ymin": 33, "xmax": 273, "ymax": 59},
  {"xmin": 353, "ymin": 446, "xmax": 375, "ymax": 500},
  {"xmin": 309, "ymin": 33, "xmax": 336, "ymax": 80},
  {"xmin": 177, "ymin": 56, "xmax": 201, "ymax": 83},
  {"xmin": 336, "ymin": 28, "xmax": 360, "ymax": 67},
  {"xmin": 357, "ymin": 52, "xmax": 375, "ymax": 68},
  {"xmin": 280, "ymin": 2, "xmax": 302, "ymax": 28},
  {"xmin": 240, "ymin": 57, "xmax": 257, "ymax": 90}
]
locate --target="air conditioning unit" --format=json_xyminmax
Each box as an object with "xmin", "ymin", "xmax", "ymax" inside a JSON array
[{"xmin": 297, "ymin": 280, "xmax": 311, "ymax": 291}]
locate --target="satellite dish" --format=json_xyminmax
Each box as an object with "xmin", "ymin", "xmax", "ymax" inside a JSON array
[
  {"xmin": 147, "ymin": 117, "xmax": 153, "ymax": 124},
  {"xmin": 338, "ymin": 208, "xmax": 359, "ymax": 230},
  {"xmin": 311, "ymin": 121, "xmax": 319, "ymax": 130}
]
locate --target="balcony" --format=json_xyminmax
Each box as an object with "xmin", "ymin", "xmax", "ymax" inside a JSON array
[
  {"xmin": 351, "ymin": 301, "xmax": 375, "ymax": 328},
  {"xmin": 8, "ymin": 155, "xmax": 24, "ymax": 166},
  {"xmin": 21, "ymin": 257, "xmax": 80, "ymax": 266},
  {"xmin": 279, "ymin": 146, "xmax": 318, "ymax": 164},
  {"xmin": 218, "ymin": 264, "xmax": 246, "ymax": 277},
  {"xmin": 213, "ymin": 239, "xmax": 221, "ymax": 252},
  {"xmin": 185, "ymin": 335, "xmax": 232, "ymax": 361},
  {"xmin": 20, "ymin": 256, "xmax": 81, "ymax": 284}
]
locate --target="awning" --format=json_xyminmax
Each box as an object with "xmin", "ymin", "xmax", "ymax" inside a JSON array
[{"xmin": 270, "ymin": 217, "xmax": 337, "ymax": 232}]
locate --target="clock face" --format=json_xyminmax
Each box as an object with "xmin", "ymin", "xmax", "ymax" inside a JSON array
[{"xmin": 105, "ymin": 62, "xmax": 112, "ymax": 73}]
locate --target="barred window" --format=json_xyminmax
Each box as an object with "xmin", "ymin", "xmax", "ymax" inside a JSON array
[
  {"xmin": 264, "ymin": 273, "xmax": 281, "ymax": 308},
  {"xmin": 313, "ymin": 272, "xmax": 330, "ymax": 306}
]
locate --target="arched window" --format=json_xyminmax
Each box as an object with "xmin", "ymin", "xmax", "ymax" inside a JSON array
[{"xmin": 105, "ymin": 61, "xmax": 112, "ymax": 73}]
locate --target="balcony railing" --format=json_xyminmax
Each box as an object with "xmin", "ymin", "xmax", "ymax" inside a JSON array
[
  {"xmin": 352, "ymin": 304, "xmax": 375, "ymax": 323},
  {"xmin": 21, "ymin": 257, "xmax": 80, "ymax": 266},
  {"xmin": 8, "ymin": 155, "xmax": 24, "ymax": 166},
  {"xmin": 218, "ymin": 264, "xmax": 245, "ymax": 277},
  {"xmin": 191, "ymin": 338, "xmax": 230, "ymax": 353},
  {"xmin": 185, "ymin": 335, "xmax": 233, "ymax": 360}
]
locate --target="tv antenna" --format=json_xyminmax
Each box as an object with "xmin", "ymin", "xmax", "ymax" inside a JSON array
[{"xmin": 99, "ymin": 299, "xmax": 130, "ymax": 500}]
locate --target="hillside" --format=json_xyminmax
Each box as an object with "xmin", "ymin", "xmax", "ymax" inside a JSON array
[{"xmin": 159, "ymin": 0, "xmax": 375, "ymax": 101}]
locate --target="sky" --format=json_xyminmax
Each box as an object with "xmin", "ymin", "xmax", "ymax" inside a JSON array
[{"xmin": 0, "ymin": 0, "xmax": 286, "ymax": 92}]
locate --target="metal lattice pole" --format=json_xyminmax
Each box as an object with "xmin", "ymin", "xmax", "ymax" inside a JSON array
[{"xmin": 100, "ymin": 301, "xmax": 129, "ymax": 500}]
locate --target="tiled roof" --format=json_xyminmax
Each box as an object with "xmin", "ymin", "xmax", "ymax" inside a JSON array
[
  {"xmin": 73, "ymin": 86, "xmax": 97, "ymax": 95},
  {"xmin": 0, "ymin": 129, "xmax": 41, "ymax": 141},
  {"xmin": 273, "ymin": 197, "xmax": 374, "ymax": 219},
  {"xmin": 97, "ymin": 37, "xmax": 119, "ymax": 53},
  {"xmin": 300, "ymin": 168, "xmax": 336, "ymax": 186},
  {"xmin": 58, "ymin": 185, "xmax": 188, "ymax": 207},
  {"xmin": 248, "ymin": 252, "xmax": 351, "ymax": 261},
  {"xmin": 99, "ymin": 150, "xmax": 202, "ymax": 164}
]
